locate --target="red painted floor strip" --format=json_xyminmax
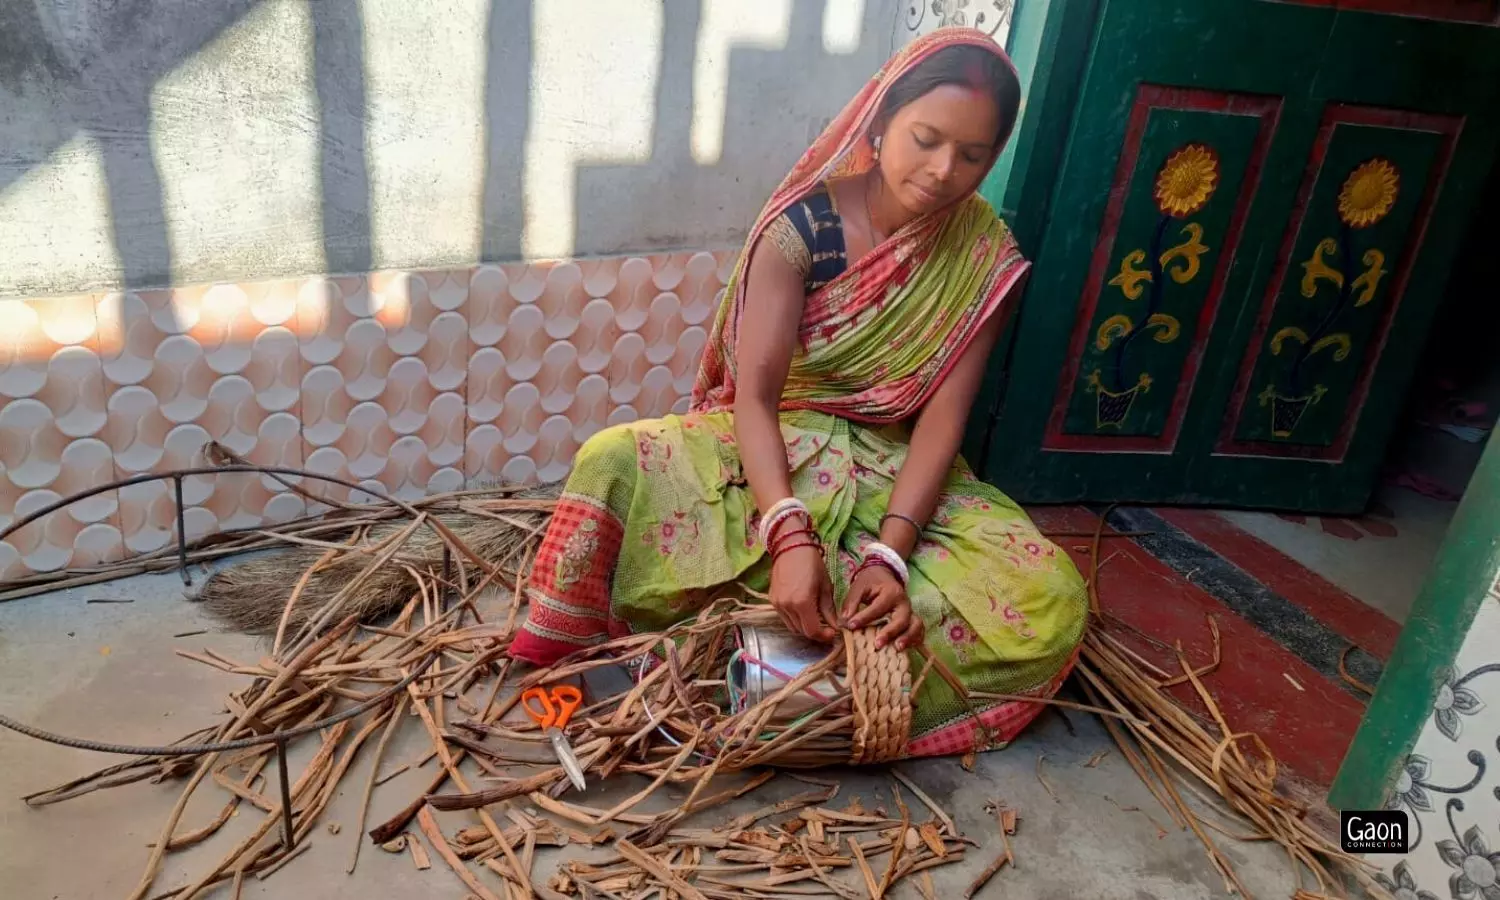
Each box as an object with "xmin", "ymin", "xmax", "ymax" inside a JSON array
[
  {"xmin": 1033, "ymin": 506, "xmax": 1363, "ymax": 787},
  {"xmin": 1152, "ymin": 508, "xmax": 1400, "ymax": 660}
]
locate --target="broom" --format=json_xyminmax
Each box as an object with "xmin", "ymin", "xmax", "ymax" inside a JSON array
[{"xmin": 193, "ymin": 483, "xmax": 561, "ymax": 640}]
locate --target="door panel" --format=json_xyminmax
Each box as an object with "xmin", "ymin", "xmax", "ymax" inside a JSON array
[
  {"xmin": 977, "ymin": 0, "xmax": 1500, "ymax": 512},
  {"xmin": 1222, "ymin": 108, "xmax": 1461, "ymax": 455},
  {"xmin": 1047, "ymin": 88, "xmax": 1281, "ymax": 451}
]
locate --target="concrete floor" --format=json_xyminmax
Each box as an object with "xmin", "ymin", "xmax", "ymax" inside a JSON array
[
  {"xmin": 1219, "ymin": 483, "xmax": 1452, "ymax": 624},
  {"xmin": 1219, "ymin": 418, "xmax": 1491, "ymax": 626},
  {"xmin": 1219, "ymin": 375, "xmax": 1495, "ymax": 625},
  {"xmin": 1, "ymin": 569, "xmax": 1319, "ymax": 900}
]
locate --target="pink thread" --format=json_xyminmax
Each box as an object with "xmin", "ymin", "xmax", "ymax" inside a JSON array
[{"xmin": 737, "ymin": 652, "xmax": 833, "ymax": 704}]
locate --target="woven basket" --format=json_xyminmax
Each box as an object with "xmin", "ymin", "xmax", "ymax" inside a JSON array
[{"xmin": 845, "ymin": 627, "xmax": 912, "ymax": 764}]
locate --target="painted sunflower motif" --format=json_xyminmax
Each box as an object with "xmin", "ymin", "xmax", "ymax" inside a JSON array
[
  {"xmin": 1338, "ymin": 158, "xmax": 1399, "ymax": 229},
  {"xmin": 1154, "ymin": 144, "xmax": 1220, "ymax": 217}
]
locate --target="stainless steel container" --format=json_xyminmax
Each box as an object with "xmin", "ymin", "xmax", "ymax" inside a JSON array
[{"xmin": 729, "ymin": 624, "xmax": 843, "ymax": 720}]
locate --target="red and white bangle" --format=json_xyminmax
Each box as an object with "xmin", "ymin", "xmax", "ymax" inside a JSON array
[
  {"xmin": 854, "ymin": 555, "xmax": 901, "ymax": 582},
  {"xmin": 861, "ymin": 541, "xmax": 909, "ymax": 586},
  {"xmin": 759, "ymin": 497, "xmax": 810, "ymax": 548}
]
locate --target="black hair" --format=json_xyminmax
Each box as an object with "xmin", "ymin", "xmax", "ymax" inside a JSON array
[{"xmin": 873, "ymin": 45, "xmax": 1021, "ymax": 151}]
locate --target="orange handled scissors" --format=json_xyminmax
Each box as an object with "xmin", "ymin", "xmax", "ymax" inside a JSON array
[{"xmin": 520, "ymin": 684, "xmax": 586, "ymax": 791}]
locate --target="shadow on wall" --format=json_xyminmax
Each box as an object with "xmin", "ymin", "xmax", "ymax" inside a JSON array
[
  {"xmin": 0, "ymin": 0, "xmax": 261, "ymax": 296},
  {"xmin": 0, "ymin": 0, "xmax": 374, "ymax": 313},
  {"xmin": 571, "ymin": 0, "xmax": 896, "ymax": 255},
  {"xmin": 0, "ymin": 0, "xmax": 907, "ymax": 581},
  {"xmin": 480, "ymin": 0, "xmax": 531, "ymax": 261},
  {"xmin": 312, "ymin": 0, "xmax": 374, "ymax": 277},
  {"xmin": 0, "ymin": 0, "xmax": 897, "ymax": 295}
]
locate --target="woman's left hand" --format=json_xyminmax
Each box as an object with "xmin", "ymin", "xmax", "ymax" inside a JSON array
[{"xmin": 842, "ymin": 566, "xmax": 924, "ymax": 651}]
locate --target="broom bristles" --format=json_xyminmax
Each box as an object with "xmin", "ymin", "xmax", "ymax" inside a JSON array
[{"xmin": 195, "ymin": 484, "xmax": 560, "ymax": 638}]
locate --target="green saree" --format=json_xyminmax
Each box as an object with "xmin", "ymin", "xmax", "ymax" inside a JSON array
[{"xmin": 510, "ymin": 27, "xmax": 1089, "ymax": 756}]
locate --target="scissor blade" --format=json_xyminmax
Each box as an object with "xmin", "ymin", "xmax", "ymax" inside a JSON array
[{"xmin": 550, "ymin": 730, "xmax": 587, "ymax": 792}]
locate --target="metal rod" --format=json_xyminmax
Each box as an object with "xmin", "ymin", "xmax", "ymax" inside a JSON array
[
  {"xmin": 3, "ymin": 654, "xmax": 435, "ymax": 760},
  {"xmin": 0, "ymin": 464, "xmax": 414, "ymax": 546},
  {"xmin": 276, "ymin": 738, "xmax": 296, "ymax": 851},
  {"xmin": 173, "ymin": 475, "xmax": 191, "ymax": 585}
]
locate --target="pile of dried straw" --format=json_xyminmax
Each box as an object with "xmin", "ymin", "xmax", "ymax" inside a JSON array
[{"xmin": 2, "ymin": 471, "xmax": 1385, "ymax": 900}]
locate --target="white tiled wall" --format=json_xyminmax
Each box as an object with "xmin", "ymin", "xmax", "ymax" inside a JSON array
[{"xmin": 0, "ymin": 250, "xmax": 736, "ymax": 579}]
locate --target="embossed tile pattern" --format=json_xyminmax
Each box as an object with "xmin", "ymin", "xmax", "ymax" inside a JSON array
[
  {"xmin": 0, "ymin": 250, "xmax": 735, "ymax": 578},
  {"xmin": 0, "ymin": 296, "xmax": 123, "ymax": 579},
  {"xmin": 99, "ymin": 283, "xmax": 308, "ymax": 556},
  {"xmin": 465, "ymin": 251, "xmax": 730, "ymax": 485},
  {"xmin": 300, "ymin": 271, "xmax": 471, "ymax": 507}
]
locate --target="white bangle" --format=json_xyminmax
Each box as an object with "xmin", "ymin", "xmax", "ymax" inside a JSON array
[
  {"xmin": 862, "ymin": 541, "xmax": 909, "ymax": 586},
  {"xmin": 759, "ymin": 498, "xmax": 810, "ymax": 547}
]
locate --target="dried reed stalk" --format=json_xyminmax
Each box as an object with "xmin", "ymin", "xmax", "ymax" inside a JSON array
[
  {"xmin": 1075, "ymin": 518, "xmax": 1384, "ymax": 900},
  {"xmin": 9, "ymin": 489, "xmax": 1386, "ymax": 900}
]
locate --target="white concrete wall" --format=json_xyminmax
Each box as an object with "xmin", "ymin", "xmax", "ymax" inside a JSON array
[{"xmin": 0, "ymin": 0, "xmax": 902, "ymax": 300}]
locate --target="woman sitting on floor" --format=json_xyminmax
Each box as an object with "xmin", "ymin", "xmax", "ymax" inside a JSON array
[{"xmin": 508, "ymin": 27, "xmax": 1089, "ymax": 757}]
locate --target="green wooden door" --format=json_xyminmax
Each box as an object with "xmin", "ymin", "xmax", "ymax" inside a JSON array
[{"xmin": 974, "ymin": 0, "xmax": 1500, "ymax": 513}]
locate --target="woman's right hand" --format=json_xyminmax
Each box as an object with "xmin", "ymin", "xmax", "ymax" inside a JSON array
[{"xmin": 770, "ymin": 545, "xmax": 838, "ymax": 643}]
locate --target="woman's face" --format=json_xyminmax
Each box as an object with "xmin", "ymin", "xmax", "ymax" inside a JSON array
[{"xmin": 876, "ymin": 84, "xmax": 1000, "ymax": 216}]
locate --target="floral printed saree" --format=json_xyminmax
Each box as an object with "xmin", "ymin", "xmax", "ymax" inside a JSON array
[{"xmin": 510, "ymin": 28, "xmax": 1088, "ymax": 757}]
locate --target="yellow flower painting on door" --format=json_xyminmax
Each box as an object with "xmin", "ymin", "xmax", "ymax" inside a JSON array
[
  {"xmin": 1088, "ymin": 143, "xmax": 1217, "ymax": 428},
  {"xmin": 1259, "ymin": 158, "xmax": 1397, "ymax": 439}
]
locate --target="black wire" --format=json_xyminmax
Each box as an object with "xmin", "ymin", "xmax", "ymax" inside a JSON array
[{"xmin": 1, "ymin": 652, "xmax": 438, "ymax": 759}]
